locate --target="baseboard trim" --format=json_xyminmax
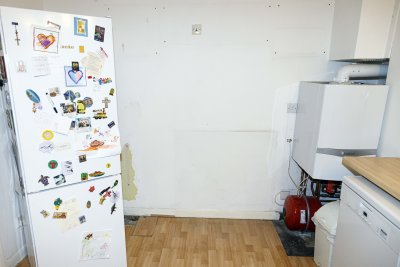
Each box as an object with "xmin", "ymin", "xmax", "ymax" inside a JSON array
[
  {"xmin": 6, "ymin": 245, "xmax": 26, "ymax": 267},
  {"xmin": 123, "ymin": 207, "xmax": 279, "ymax": 220}
]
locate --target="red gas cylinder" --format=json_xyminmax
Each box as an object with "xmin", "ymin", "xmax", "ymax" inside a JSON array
[{"xmin": 283, "ymin": 195, "xmax": 322, "ymax": 231}]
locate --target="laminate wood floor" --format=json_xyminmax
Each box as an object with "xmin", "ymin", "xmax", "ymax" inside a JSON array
[{"xmin": 17, "ymin": 216, "xmax": 316, "ymax": 267}]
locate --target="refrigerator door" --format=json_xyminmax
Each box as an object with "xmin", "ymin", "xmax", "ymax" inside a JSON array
[
  {"xmin": 0, "ymin": 7, "xmax": 121, "ymax": 194},
  {"xmin": 28, "ymin": 174, "xmax": 127, "ymax": 267}
]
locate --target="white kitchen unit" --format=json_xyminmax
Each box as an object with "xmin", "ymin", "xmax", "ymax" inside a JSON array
[
  {"xmin": 332, "ymin": 176, "xmax": 400, "ymax": 267},
  {"xmin": 292, "ymin": 82, "xmax": 388, "ymax": 181},
  {"xmin": 0, "ymin": 7, "xmax": 127, "ymax": 267},
  {"xmin": 330, "ymin": 0, "xmax": 398, "ymax": 60}
]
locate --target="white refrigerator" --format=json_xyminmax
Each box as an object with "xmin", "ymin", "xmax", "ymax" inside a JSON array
[{"xmin": 0, "ymin": 6, "xmax": 127, "ymax": 267}]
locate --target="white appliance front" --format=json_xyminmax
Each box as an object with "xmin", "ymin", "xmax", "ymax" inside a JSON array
[
  {"xmin": 28, "ymin": 174, "xmax": 126, "ymax": 267},
  {"xmin": 332, "ymin": 176, "xmax": 400, "ymax": 267}
]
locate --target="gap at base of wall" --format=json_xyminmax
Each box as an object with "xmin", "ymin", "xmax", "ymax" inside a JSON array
[{"xmin": 123, "ymin": 207, "xmax": 280, "ymax": 220}]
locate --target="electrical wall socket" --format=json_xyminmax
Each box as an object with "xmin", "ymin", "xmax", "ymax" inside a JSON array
[
  {"xmin": 280, "ymin": 191, "xmax": 290, "ymax": 200},
  {"xmin": 287, "ymin": 103, "xmax": 298, "ymax": 113}
]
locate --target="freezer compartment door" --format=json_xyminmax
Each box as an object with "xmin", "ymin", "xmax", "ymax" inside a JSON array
[{"xmin": 27, "ymin": 174, "xmax": 127, "ymax": 267}]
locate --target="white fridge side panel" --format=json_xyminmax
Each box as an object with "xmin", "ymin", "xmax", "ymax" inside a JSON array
[
  {"xmin": 317, "ymin": 85, "xmax": 388, "ymax": 149},
  {"xmin": 0, "ymin": 7, "xmax": 121, "ymax": 194},
  {"xmin": 28, "ymin": 175, "xmax": 126, "ymax": 267}
]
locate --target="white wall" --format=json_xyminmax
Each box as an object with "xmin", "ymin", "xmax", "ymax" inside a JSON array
[
  {"xmin": 41, "ymin": 0, "xmax": 340, "ymax": 219},
  {"xmin": 379, "ymin": 4, "xmax": 400, "ymax": 156}
]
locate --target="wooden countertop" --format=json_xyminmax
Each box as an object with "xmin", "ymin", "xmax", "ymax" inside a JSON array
[{"xmin": 342, "ymin": 157, "xmax": 400, "ymax": 201}]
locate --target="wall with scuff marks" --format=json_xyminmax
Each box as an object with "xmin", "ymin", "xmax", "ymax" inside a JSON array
[{"xmin": 42, "ymin": 0, "xmax": 341, "ymax": 218}]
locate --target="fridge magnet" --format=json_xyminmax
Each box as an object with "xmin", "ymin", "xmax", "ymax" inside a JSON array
[
  {"xmin": 79, "ymin": 154, "xmax": 87, "ymax": 163},
  {"xmin": 72, "ymin": 61, "xmax": 80, "ymax": 71},
  {"xmin": 60, "ymin": 103, "xmax": 77, "ymax": 117},
  {"xmin": 99, "ymin": 195, "xmax": 106, "ymax": 205},
  {"xmin": 107, "ymin": 121, "xmax": 115, "ymax": 128},
  {"xmin": 64, "ymin": 66, "xmax": 87, "ymax": 87},
  {"xmin": 86, "ymin": 201, "xmax": 91, "ymax": 208},
  {"xmin": 63, "ymin": 90, "xmax": 77, "ymax": 102},
  {"xmin": 77, "ymin": 117, "xmax": 92, "ymax": 132},
  {"xmin": 16, "ymin": 60, "xmax": 26, "ymax": 72},
  {"xmin": 82, "ymin": 97, "xmax": 93, "ymax": 108},
  {"xmin": 112, "ymin": 180, "xmax": 118, "ymax": 189},
  {"xmin": 40, "ymin": 210, "xmax": 50, "ymax": 218},
  {"xmin": 38, "ymin": 175, "xmax": 50, "ymax": 186},
  {"xmin": 47, "ymin": 20, "xmax": 61, "ymax": 30},
  {"xmin": 58, "ymin": 198, "xmax": 82, "ymax": 232},
  {"xmin": 61, "ymin": 161, "xmax": 74, "ymax": 176},
  {"xmin": 54, "ymin": 197, "xmax": 62, "ymax": 210},
  {"xmin": 48, "ymin": 160, "xmax": 58, "ymax": 169},
  {"xmin": 26, "ymin": 89, "xmax": 42, "ymax": 113},
  {"xmin": 94, "ymin": 25, "xmax": 105, "ymax": 42},
  {"xmin": 110, "ymin": 191, "xmax": 120, "ymax": 204},
  {"xmin": 88, "ymin": 186, "xmax": 95, "ymax": 192},
  {"xmin": 89, "ymin": 171, "xmax": 105, "ymax": 177},
  {"xmin": 111, "ymin": 203, "xmax": 117, "ymax": 214},
  {"xmin": 81, "ymin": 173, "xmax": 88, "ymax": 181},
  {"xmin": 109, "ymin": 88, "xmax": 115, "ymax": 96},
  {"xmin": 79, "ymin": 46, "xmax": 85, "ymax": 53},
  {"xmin": 81, "ymin": 51, "xmax": 105, "ymax": 77},
  {"xmin": 93, "ymin": 109, "xmax": 107, "ymax": 120},
  {"xmin": 102, "ymin": 97, "xmax": 111, "ymax": 108},
  {"xmin": 39, "ymin": 141, "xmax": 55, "ymax": 153},
  {"xmin": 32, "ymin": 55, "xmax": 50, "ymax": 77},
  {"xmin": 12, "ymin": 22, "xmax": 20, "ymax": 46},
  {"xmin": 54, "ymin": 174, "xmax": 66, "ymax": 185},
  {"xmin": 90, "ymin": 140, "xmax": 104, "ymax": 148},
  {"xmin": 80, "ymin": 230, "xmax": 112, "ymax": 260},
  {"xmin": 106, "ymin": 163, "xmax": 111, "ymax": 168},
  {"xmin": 74, "ymin": 17, "xmax": 88, "ymax": 37},
  {"xmin": 99, "ymin": 186, "xmax": 111, "ymax": 196},
  {"xmin": 75, "ymin": 92, "xmax": 81, "ymax": 98},
  {"xmin": 70, "ymin": 121, "xmax": 76, "ymax": 130},
  {"xmin": 98, "ymin": 77, "xmax": 112, "ymax": 85},
  {"xmin": 79, "ymin": 215, "xmax": 86, "ymax": 224},
  {"xmin": 53, "ymin": 212, "xmax": 67, "ymax": 219},
  {"xmin": 48, "ymin": 87, "xmax": 60, "ymax": 97},
  {"xmin": 33, "ymin": 27, "xmax": 59, "ymax": 53},
  {"xmin": 42, "ymin": 130, "xmax": 54, "ymax": 141},
  {"xmin": 77, "ymin": 100, "xmax": 86, "ymax": 114},
  {"xmin": 45, "ymin": 93, "xmax": 58, "ymax": 113}
]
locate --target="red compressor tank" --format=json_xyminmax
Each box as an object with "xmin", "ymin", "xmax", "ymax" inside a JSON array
[{"xmin": 283, "ymin": 195, "xmax": 322, "ymax": 231}]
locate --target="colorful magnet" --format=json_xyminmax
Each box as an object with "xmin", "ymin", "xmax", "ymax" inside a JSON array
[
  {"xmin": 89, "ymin": 186, "xmax": 95, "ymax": 192},
  {"xmin": 79, "ymin": 215, "xmax": 86, "ymax": 224},
  {"xmin": 93, "ymin": 109, "xmax": 107, "ymax": 119},
  {"xmin": 81, "ymin": 172, "xmax": 88, "ymax": 181},
  {"xmin": 48, "ymin": 87, "xmax": 60, "ymax": 97},
  {"xmin": 107, "ymin": 121, "xmax": 115, "ymax": 128},
  {"xmin": 53, "ymin": 212, "xmax": 67, "ymax": 219},
  {"xmin": 42, "ymin": 130, "xmax": 54, "ymax": 141},
  {"xmin": 79, "ymin": 46, "xmax": 85, "ymax": 53},
  {"xmin": 53, "ymin": 174, "xmax": 66, "ymax": 185},
  {"xmin": 63, "ymin": 90, "xmax": 77, "ymax": 101},
  {"xmin": 72, "ymin": 61, "xmax": 79, "ymax": 71},
  {"xmin": 82, "ymin": 97, "xmax": 93, "ymax": 108},
  {"xmin": 75, "ymin": 92, "xmax": 81, "ymax": 98},
  {"xmin": 38, "ymin": 175, "xmax": 50, "ymax": 186},
  {"xmin": 54, "ymin": 198, "xmax": 62, "ymax": 210},
  {"xmin": 48, "ymin": 160, "xmax": 58, "ymax": 169},
  {"xmin": 39, "ymin": 141, "xmax": 55, "ymax": 153},
  {"xmin": 106, "ymin": 163, "xmax": 111, "ymax": 168},
  {"xmin": 86, "ymin": 200, "xmax": 91, "ymax": 208},
  {"xmin": 109, "ymin": 88, "xmax": 115, "ymax": 96},
  {"xmin": 111, "ymin": 203, "xmax": 117, "ymax": 214},
  {"xmin": 99, "ymin": 186, "xmax": 111, "ymax": 196},
  {"xmin": 99, "ymin": 195, "xmax": 106, "ymax": 205},
  {"xmin": 40, "ymin": 210, "xmax": 49, "ymax": 218},
  {"xmin": 70, "ymin": 120, "xmax": 76, "ymax": 130},
  {"xmin": 89, "ymin": 171, "xmax": 105, "ymax": 177},
  {"xmin": 79, "ymin": 155, "xmax": 87, "ymax": 163},
  {"xmin": 90, "ymin": 140, "xmax": 104, "ymax": 148},
  {"xmin": 94, "ymin": 25, "xmax": 105, "ymax": 42},
  {"xmin": 112, "ymin": 180, "xmax": 118, "ymax": 189},
  {"xmin": 26, "ymin": 89, "xmax": 40, "ymax": 103},
  {"xmin": 74, "ymin": 17, "xmax": 88, "ymax": 37},
  {"xmin": 17, "ymin": 60, "xmax": 26, "ymax": 72},
  {"xmin": 110, "ymin": 191, "xmax": 120, "ymax": 204},
  {"xmin": 98, "ymin": 77, "xmax": 112, "ymax": 85},
  {"xmin": 85, "ymin": 233, "xmax": 93, "ymax": 240}
]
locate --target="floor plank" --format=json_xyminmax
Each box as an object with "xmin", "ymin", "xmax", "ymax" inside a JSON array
[{"xmin": 17, "ymin": 217, "xmax": 316, "ymax": 267}]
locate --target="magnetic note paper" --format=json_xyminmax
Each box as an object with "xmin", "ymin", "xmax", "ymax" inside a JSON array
[
  {"xmin": 80, "ymin": 230, "xmax": 112, "ymax": 260},
  {"xmin": 57, "ymin": 197, "xmax": 82, "ymax": 232},
  {"xmin": 32, "ymin": 55, "xmax": 50, "ymax": 77},
  {"xmin": 81, "ymin": 51, "xmax": 105, "ymax": 77},
  {"xmin": 33, "ymin": 27, "xmax": 59, "ymax": 54}
]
